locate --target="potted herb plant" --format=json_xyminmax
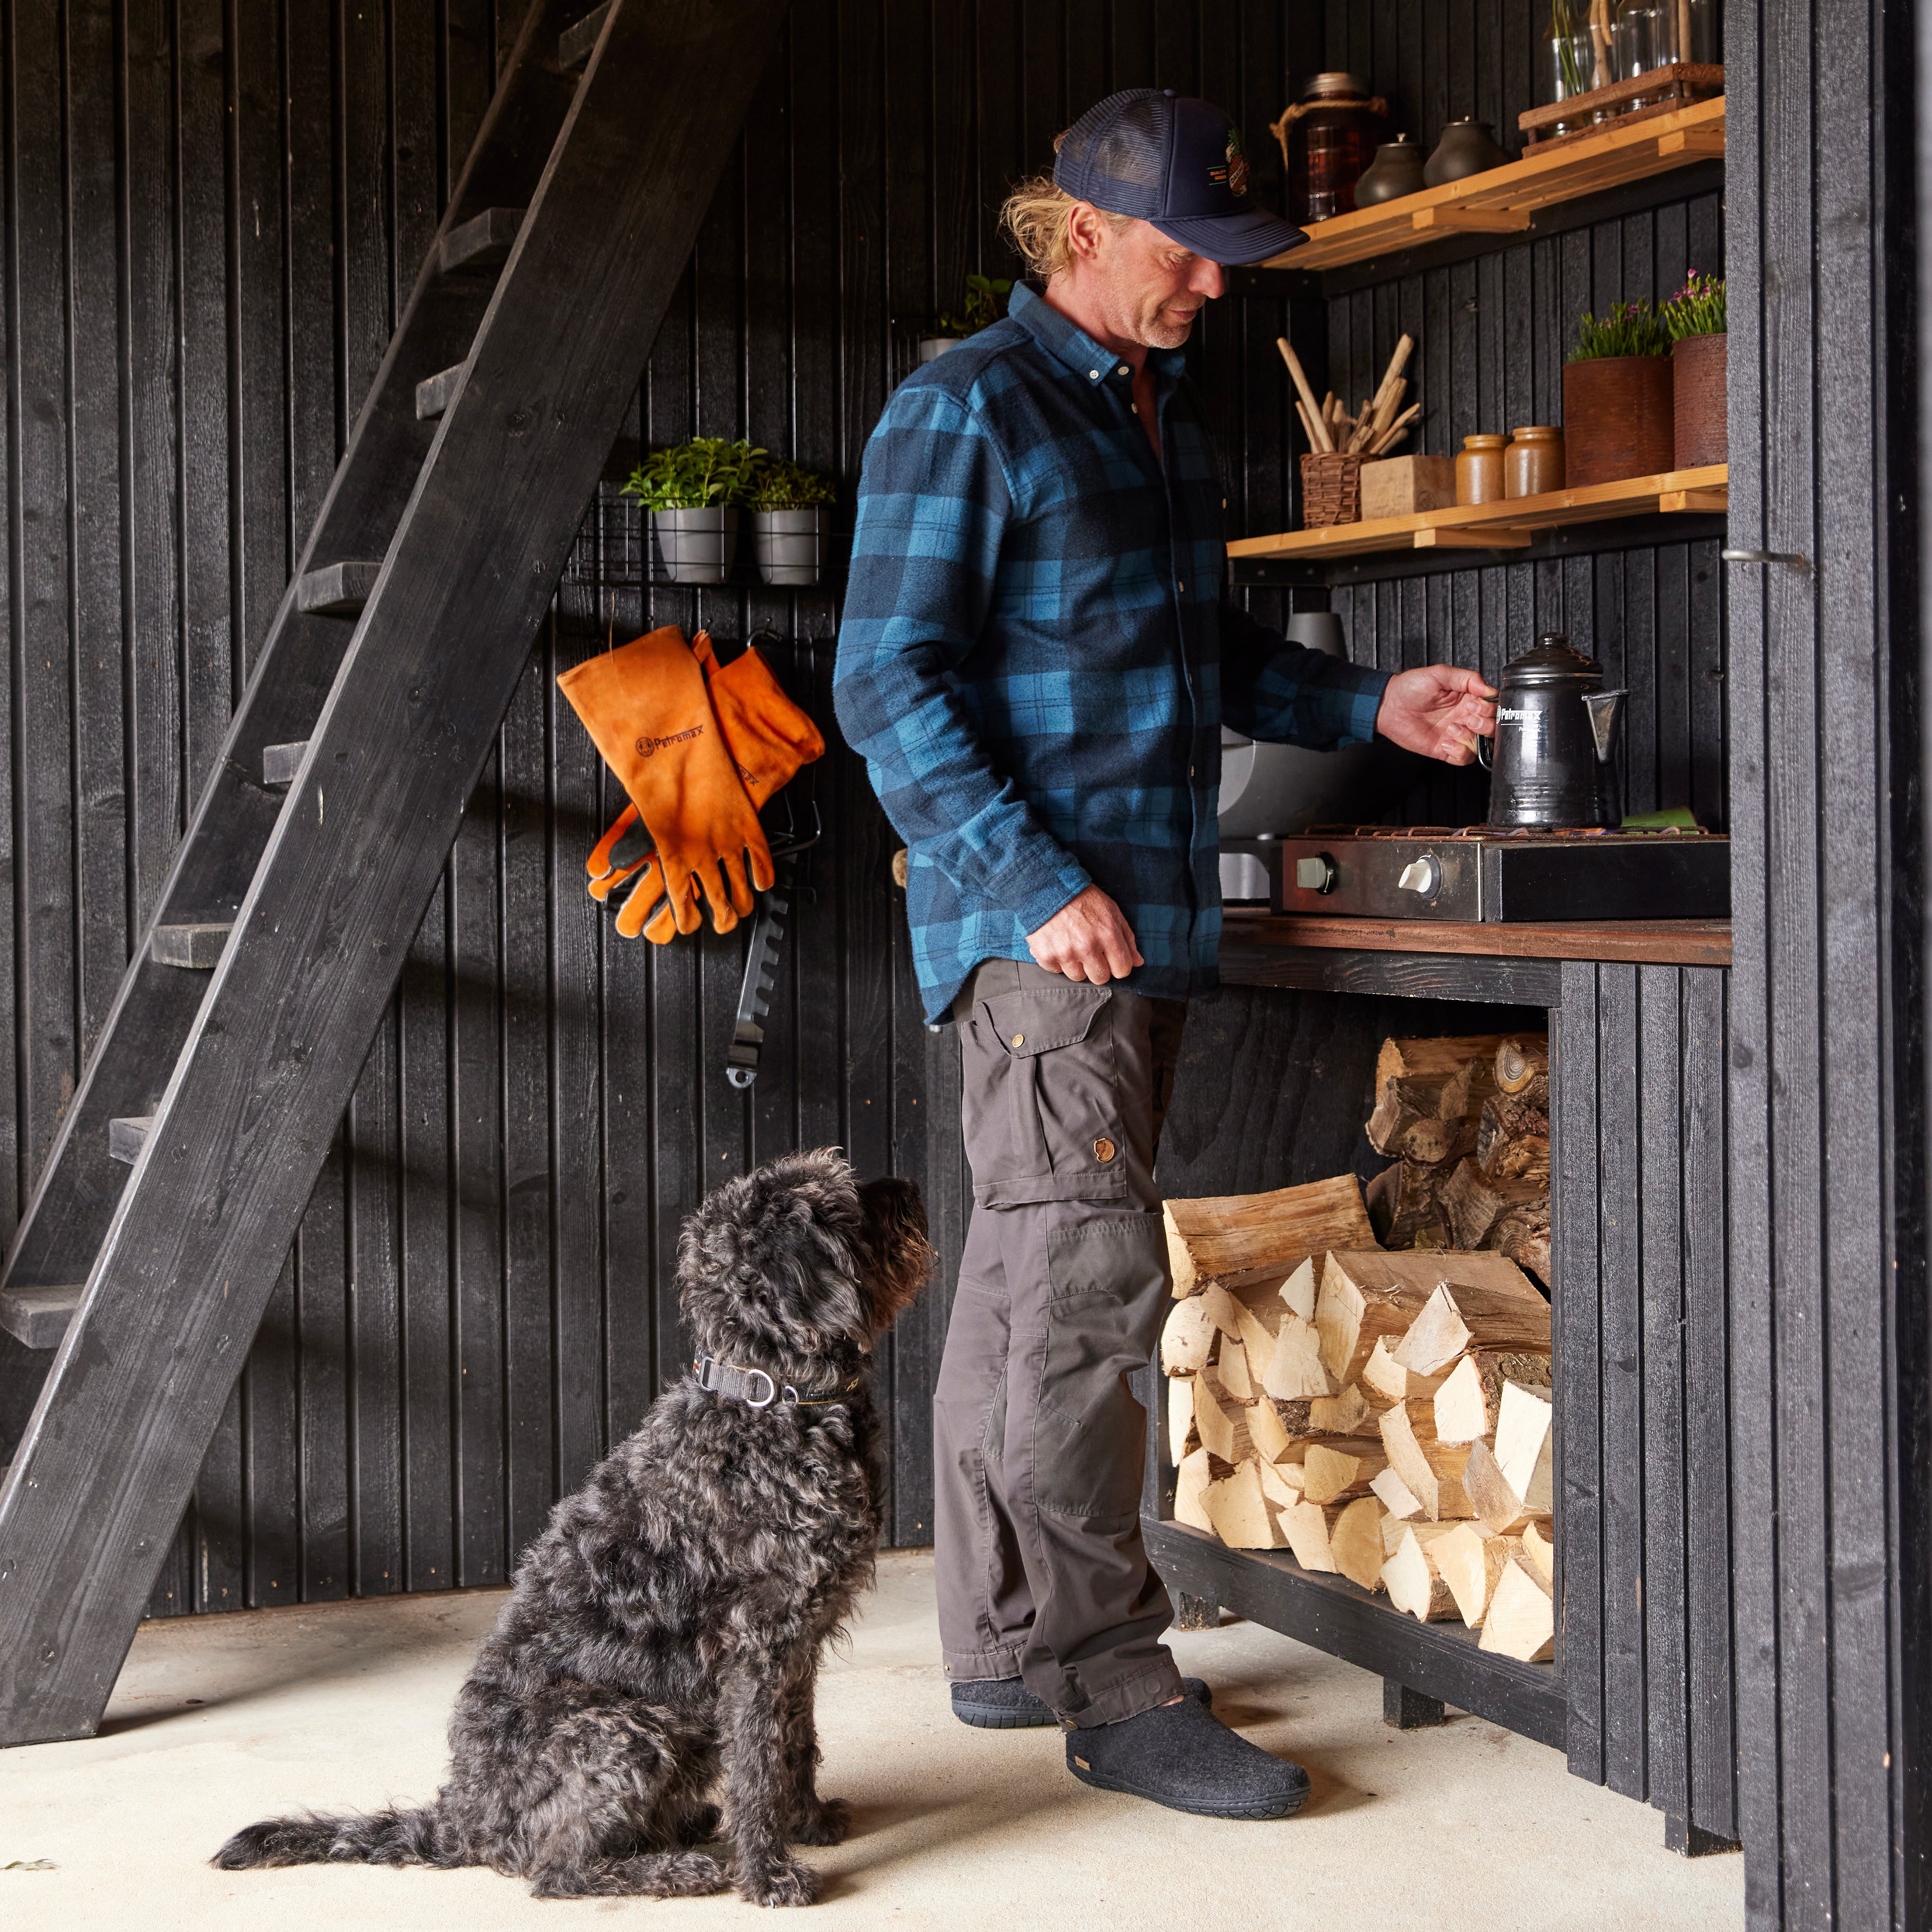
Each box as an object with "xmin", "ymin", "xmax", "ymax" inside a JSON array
[
  {"xmin": 1663, "ymin": 271, "xmax": 1726, "ymax": 471},
  {"xmin": 748, "ymin": 458, "xmax": 835, "ymax": 587},
  {"xmin": 1562, "ymin": 299, "xmax": 1674, "ymax": 488},
  {"xmin": 621, "ymin": 437, "xmax": 763, "ymax": 585},
  {"xmin": 918, "ymin": 272, "xmax": 1012, "ymax": 362}
]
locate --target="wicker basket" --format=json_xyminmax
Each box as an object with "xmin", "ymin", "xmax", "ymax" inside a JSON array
[{"xmin": 1300, "ymin": 452, "xmax": 1365, "ymax": 528}]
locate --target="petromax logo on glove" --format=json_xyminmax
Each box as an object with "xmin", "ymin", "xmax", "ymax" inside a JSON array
[{"xmin": 636, "ymin": 724, "xmax": 705, "ymax": 758}]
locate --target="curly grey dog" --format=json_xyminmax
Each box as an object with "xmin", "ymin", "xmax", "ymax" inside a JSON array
[{"xmin": 214, "ymin": 1149, "xmax": 931, "ymax": 1907}]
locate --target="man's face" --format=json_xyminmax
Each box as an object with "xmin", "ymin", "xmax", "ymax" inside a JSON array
[{"xmin": 1081, "ymin": 214, "xmax": 1226, "ymax": 350}]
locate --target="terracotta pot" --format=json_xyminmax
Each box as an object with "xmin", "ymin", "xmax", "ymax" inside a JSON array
[
  {"xmin": 1505, "ymin": 425, "xmax": 1566, "ymax": 498},
  {"xmin": 1672, "ymin": 332, "xmax": 1727, "ymax": 470},
  {"xmin": 1562, "ymin": 356, "xmax": 1674, "ymax": 488},
  {"xmin": 1456, "ymin": 433, "xmax": 1507, "ymax": 505}
]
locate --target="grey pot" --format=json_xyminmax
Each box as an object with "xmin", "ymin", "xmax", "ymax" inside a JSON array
[
  {"xmin": 650, "ymin": 506, "xmax": 739, "ymax": 585},
  {"xmin": 919, "ymin": 337, "xmax": 962, "ymax": 363},
  {"xmin": 753, "ymin": 507, "xmax": 828, "ymax": 587}
]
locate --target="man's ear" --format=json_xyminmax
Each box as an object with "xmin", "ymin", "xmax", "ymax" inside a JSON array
[{"xmin": 1065, "ymin": 199, "xmax": 1110, "ymax": 265}]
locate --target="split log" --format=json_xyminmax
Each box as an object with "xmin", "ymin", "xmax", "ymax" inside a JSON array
[
  {"xmin": 1366, "ymin": 1158, "xmax": 1453, "ymax": 1249},
  {"xmin": 1279, "ymin": 1499, "xmax": 1340, "ymax": 1572},
  {"xmin": 1192, "ymin": 1364, "xmax": 1254, "ymax": 1466},
  {"xmin": 1259, "ymin": 1311, "xmax": 1334, "ymax": 1401},
  {"xmin": 1279, "ymin": 1255, "xmax": 1319, "ymax": 1322},
  {"xmin": 1217, "ymin": 1335, "xmax": 1255, "ymax": 1400},
  {"xmin": 1495, "ymin": 1035, "xmax": 1550, "ymax": 1099},
  {"xmin": 1370, "ymin": 1465, "xmax": 1424, "ymax": 1521},
  {"xmin": 1432, "ymin": 1523, "xmax": 1520, "ymax": 1628},
  {"xmin": 1485, "ymin": 1203, "xmax": 1552, "ymax": 1288},
  {"xmin": 1432, "ymin": 1351, "xmax": 1552, "ymax": 1444},
  {"xmin": 1440, "ymin": 1156, "xmax": 1550, "ymax": 1251},
  {"xmin": 1330, "ymin": 1495, "xmax": 1389, "ymax": 1592},
  {"xmin": 1464, "ymin": 1437, "xmax": 1539, "ymax": 1535},
  {"xmin": 1202, "ymin": 1459, "xmax": 1288, "ymax": 1549},
  {"xmin": 1475, "ymin": 1089, "xmax": 1551, "ymax": 1180},
  {"xmin": 1175, "ymin": 1447, "xmax": 1216, "ymax": 1532},
  {"xmin": 1366, "ymin": 1035, "xmax": 1509, "ymax": 1162},
  {"xmin": 1257, "ymin": 1457, "xmax": 1307, "ymax": 1512},
  {"xmin": 1160, "ymin": 1294, "xmax": 1216, "ymax": 1375},
  {"xmin": 1383, "ymin": 1522, "xmax": 1461, "ymax": 1620},
  {"xmin": 1521, "ymin": 1517, "xmax": 1557, "ymax": 1587},
  {"xmin": 1494, "ymin": 1378, "xmax": 1554, "ymax": 1512},
  {"xmin": 1316, "ymin": 1249, "xmax": 1544, "ymax": 1383},
  {"xmin": 1302, "ymin": 1439, "xmax": 1387, "ymax": 1505},
  {"xmin": 1310, "ymin": 1383, "xmax": 1379, "ymax": 1437},
  {"xmin": 1164, "ymin": 1175, "xmax": 1376, "ymax": 1297},
  {"xmin": 1362, "ymin": 1335, "xmax": 1455, "ymax": 1405},
  {"xmin": 1390, "ymin": 1277, "xmax": 1552, "ymax": 1377},
  {"xmin": 1167, "ymin": 1384, "xmax": 1198, "ymax": 1466},
  {"xmin": 1247, "ymin": 1394, "xmax": 1299, "ymax": 1464},
  {"xmin": 1477, "ymin": 1557, "xmax": 1555, "ymax": 1662},
  {"xmin": 1378, "ymin": 1400, "xmax": 1475, "ymax": 1521}
]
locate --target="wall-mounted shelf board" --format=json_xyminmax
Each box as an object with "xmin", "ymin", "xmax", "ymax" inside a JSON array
[
  {"xmin": 1266, "ymin": 96, "xmax": 1725, "ymax": 275},
  {"xmin": 1228, "ymin": 466, "xmax": 1726, "ymax": 566}
]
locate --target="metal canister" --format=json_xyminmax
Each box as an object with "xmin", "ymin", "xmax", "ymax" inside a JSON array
[{"xmin": 1482, "ymin": 634, "xmax": 1627, "ymax": 828}]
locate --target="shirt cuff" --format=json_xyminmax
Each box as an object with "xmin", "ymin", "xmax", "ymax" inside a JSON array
[{"xmin": 1011, "ymin": 860, "xmax": 1094, "ymax": 938}]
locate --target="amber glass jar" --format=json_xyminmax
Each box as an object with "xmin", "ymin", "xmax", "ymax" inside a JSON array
[
  {"xmin": 1278, "ymin": 74, "xmax": 1385, "ymax": 223},
  {"xmin": 1505, "ymin": 426, "xmax": 1566, "ymax": 498},
  {"xmin": 1456, "ymin": 433, "xmax": 1508, "ymax": 506}
]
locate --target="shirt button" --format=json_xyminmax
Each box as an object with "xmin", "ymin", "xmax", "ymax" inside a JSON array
[
  {"xmin": 1117, "ymin": 364, "xmax": 1129, "ymax": 376},
  {"xmin": 1088, "ymin": 369, "xmax": 1099, "ymax": 380}
]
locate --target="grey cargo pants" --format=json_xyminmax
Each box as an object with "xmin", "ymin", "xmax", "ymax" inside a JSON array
[{"xmin": 933, "ymin": 956, "xmax": 1189, "ymax": 1728}]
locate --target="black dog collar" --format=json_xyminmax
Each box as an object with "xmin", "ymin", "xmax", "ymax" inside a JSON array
[{"xmin": 692, "ymin": 1352, "xmax": 865, "ymax": 1410}]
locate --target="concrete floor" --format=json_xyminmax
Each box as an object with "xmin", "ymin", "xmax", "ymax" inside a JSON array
[{"xmin": 1, "ymin": 1550, "xmax": 1741, "ymax": 1931}]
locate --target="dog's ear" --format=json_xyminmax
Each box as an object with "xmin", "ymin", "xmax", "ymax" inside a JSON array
[{"xmin": 855, "ymin": 1177, "xmax": 932, "ymax": 1339}]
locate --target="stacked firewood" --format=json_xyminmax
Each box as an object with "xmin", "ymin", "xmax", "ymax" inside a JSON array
[
  {"xmin": 1363, "ymin": 1034, "xmax": 1551, "ymax": 1287},
  {"xmin": 1161, "ymin": 1184, "xmax": 1556, "ymax": 1663}
]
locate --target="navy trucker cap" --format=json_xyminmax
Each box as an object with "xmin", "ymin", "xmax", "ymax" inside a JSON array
[{"xmin": 1053, "ymin": 89, "xmax": 1307, "ymax": 266}]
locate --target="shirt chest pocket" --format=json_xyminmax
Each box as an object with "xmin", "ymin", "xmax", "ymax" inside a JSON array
[{"xmin": 959, "ymin": 985, "xmax": 1128, "ymax": 1208}]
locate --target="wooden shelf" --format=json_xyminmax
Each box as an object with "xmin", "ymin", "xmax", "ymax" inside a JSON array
[
  {"xmin": 1144, "ymin": 1518, "xmax": 1566, "ymax": 1747},
  {"xmin": 1268, "ymin": 96, "xmax": 1725, "ymax": 275},
  {"xmin": 1229, "ymin": 465, "xmax": 1726, "ymax": 565}
]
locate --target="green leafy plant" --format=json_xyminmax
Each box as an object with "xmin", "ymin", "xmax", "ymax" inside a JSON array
[
  {"xmin": 748, "ymin": 456, "xmax": 835, "ymax": 512},
  {"xmin": 1662, "ymin": 270, "xmax": 1726, "ymax": 339},
  {"xmin": 621, "ymin": 437, "xmax": 765, "ymax": 511},
  {"xmin": 1569, "ymin": 298, "xmax": 1672, "ymax": 362},
  {"xmin": 932, "ymin": 272, "xmax": 1012, "ymax": 338}
]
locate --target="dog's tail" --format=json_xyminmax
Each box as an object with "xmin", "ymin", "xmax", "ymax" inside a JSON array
[{"xmin": 213, "ymin": 1802, "xmax": 449, "ymax": 1871}]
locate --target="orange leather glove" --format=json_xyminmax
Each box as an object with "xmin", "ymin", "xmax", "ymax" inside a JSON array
[
  {"xmin": 589, "ymin": 634, "xmax": 825, "ymax": 943},
  {"xmin": 557, "ymin": 624, "xmax": 774, "ymax": 938}
]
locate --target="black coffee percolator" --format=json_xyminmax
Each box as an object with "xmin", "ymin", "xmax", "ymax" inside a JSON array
[{"xmin": 1480, "ymin": 634, "xmax": 1626, "ymax": 828}]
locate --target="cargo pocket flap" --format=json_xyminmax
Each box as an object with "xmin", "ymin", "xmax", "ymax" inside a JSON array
[{"xmin": 980, "ymin": 985, "xmax": 1110, "ymax": 1058}]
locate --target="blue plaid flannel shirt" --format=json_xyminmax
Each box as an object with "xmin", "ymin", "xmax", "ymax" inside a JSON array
[{"xmin": 834, "ymin": 282, "xmax": 1390, "ymax": 1024}]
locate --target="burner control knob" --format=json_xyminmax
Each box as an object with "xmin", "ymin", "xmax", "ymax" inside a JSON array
[
  {"xmin": 1294, "ymin": 854, "xmax": 1338, "ymax": 894},
  {"xmin": 1397, "ymin": 855, "xmax": 1442, "ymax": 900}
]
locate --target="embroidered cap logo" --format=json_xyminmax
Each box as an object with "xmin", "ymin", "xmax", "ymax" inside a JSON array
[{"xmin": 1225, "ymin": 129, "xmax": 1249, "ymax": 200}]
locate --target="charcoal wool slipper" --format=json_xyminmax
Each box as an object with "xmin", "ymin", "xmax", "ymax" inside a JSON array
[
  {"xmin": 1064, "ymin": 1694, "xmax": 1311, "ymax": 1820},
  {"xmin": 951, "ymin": 1676, "xmax": 1213, "ymax": 1731}
]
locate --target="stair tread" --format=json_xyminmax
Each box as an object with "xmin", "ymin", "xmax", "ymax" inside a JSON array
[
  {"xmin": 440, "ymin": 207, "xmax": 525, "ymax": 274},
  {"xmin": 296, "ymin": 562, "xmax": 382, "ymax": 617},
  {"xmin": 151, "ymin": 922, "xmax": 234, "ymax": 969},
  {"xmin": 0, "ymin": 1284, "xmax": 84, "ymax": 1351},
  {"xmin": 415, "ymin": 362, "xmax": 466, "ymax": 421},
  {"xmin": 559, "ymin": 2, "xmax": 613, "ymax": 68}
]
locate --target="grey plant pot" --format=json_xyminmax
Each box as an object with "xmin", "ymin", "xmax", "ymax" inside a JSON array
[
  {"xmin": 919, "ymin": 337, "xmax": 962, "ymax": 363},
  {"xmin": 753, "ymin": 508, "xmax": 828, "ymax": 587},
  {"xmin": 650, "ymin": 506, "xmax": 739, "ymax": 585}
]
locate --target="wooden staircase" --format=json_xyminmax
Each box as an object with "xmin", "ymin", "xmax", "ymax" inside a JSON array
[{"xmin": 0, "ymin": 0, "xmax": 788, "ymax": 1748}]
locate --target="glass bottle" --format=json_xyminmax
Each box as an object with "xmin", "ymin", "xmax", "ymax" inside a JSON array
[
  {"xmin": 1684, "ymin": 0, "xmax": 1721, "ymax": 63},
  {"xmin": 1542, "ymin": 1, "xmax": 1610, "ymax": 133},
  {"xmin": 1613, "ymin": 0, "xmax": 1682, "ymax": 105}
]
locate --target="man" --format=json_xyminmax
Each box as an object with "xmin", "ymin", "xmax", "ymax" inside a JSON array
[{"xmin": 833, "ymin": 90, "xmax": 1495, "ymax": 1820}]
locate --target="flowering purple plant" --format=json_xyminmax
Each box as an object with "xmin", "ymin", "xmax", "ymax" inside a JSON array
[{"xmin": 1662, "ymin": 271, "xmax": 1726, "ymax": 340}]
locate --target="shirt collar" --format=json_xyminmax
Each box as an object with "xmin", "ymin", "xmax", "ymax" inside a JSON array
[{"xmin": 1008, "ymin": 281, "xmax": 1188, "ymax": 394}]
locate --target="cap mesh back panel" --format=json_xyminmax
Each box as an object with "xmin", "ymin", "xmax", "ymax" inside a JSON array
[{"xmin": 1054, "ymin": 92, "xmax": 1167, "ymax": 216}]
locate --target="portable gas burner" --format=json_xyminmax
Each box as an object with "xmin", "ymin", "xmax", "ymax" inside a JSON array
[{"xmin": 1266, "ymin": 823, "xmax": 1731, "ymax": 922}]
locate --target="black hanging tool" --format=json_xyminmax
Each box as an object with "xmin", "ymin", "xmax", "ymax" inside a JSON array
[{"xmin": 725, "ymin": 804, "xmax": 821, "ymax": 1089}]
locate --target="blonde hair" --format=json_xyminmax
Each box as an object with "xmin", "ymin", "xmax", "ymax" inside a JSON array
[{"xmin": 999, "ymin": 140, "xmax": 1131, "ymax": 279}]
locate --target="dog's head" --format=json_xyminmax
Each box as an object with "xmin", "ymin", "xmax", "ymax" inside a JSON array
[{"xmin": 677, "ymin": 1150, "xmax": 933, "ymax": 1380}]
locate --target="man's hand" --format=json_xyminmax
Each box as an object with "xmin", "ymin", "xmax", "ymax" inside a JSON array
[
  {"xmin": 1027, "ymin": 885, "xmax": 1144, "ymax": 984},
  {"xmin": 1375, "ymin": 664, "xmax": 1498, "ymax": 766}
]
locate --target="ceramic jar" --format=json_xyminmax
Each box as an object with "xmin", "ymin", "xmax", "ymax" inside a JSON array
[
  {"xmin": 1353, "ymin": 136, "xmax": 1427, "ymax": 206},
  {"xmin": 1424, "ymin": 119, "xmax": 1511, "ymax": 186},
  {"xmin": 1505, "ymin": 426, "xmax": 1566, "ymax": 498},
  {"xmin": 1456, "ymin": 433, "xmax": 1508, "ymax": 506}
]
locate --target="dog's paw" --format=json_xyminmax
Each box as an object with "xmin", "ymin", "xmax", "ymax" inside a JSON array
[
  {"xmin": 736, "ymin": 1857, "xmax": 822, "ymax": 1909},
  {"xmin": 789, "ymin": 1798, "xmax": 851, "ymax": 1847},
  {"xmin": 678, "ymin": 1802, "xmax": 723, "ymax": 1844}
]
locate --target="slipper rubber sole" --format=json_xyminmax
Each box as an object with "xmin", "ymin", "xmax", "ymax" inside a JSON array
[{"xmin": 1064, "ymin": 1757, "xmax": 1310, "ymax": 1821}]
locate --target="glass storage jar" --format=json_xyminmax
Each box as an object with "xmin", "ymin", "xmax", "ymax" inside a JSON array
[
  {"xmin": 1613, "ymin": 0, "xmax": 1682, "ymax": 104},
  {"xmin": 1278, "ymin": 73, "xmax": 1385, "ymax": 223},
  {"xmin": 1541, "ymin": 0, "xmax": 1613, "ymax": 132}
]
